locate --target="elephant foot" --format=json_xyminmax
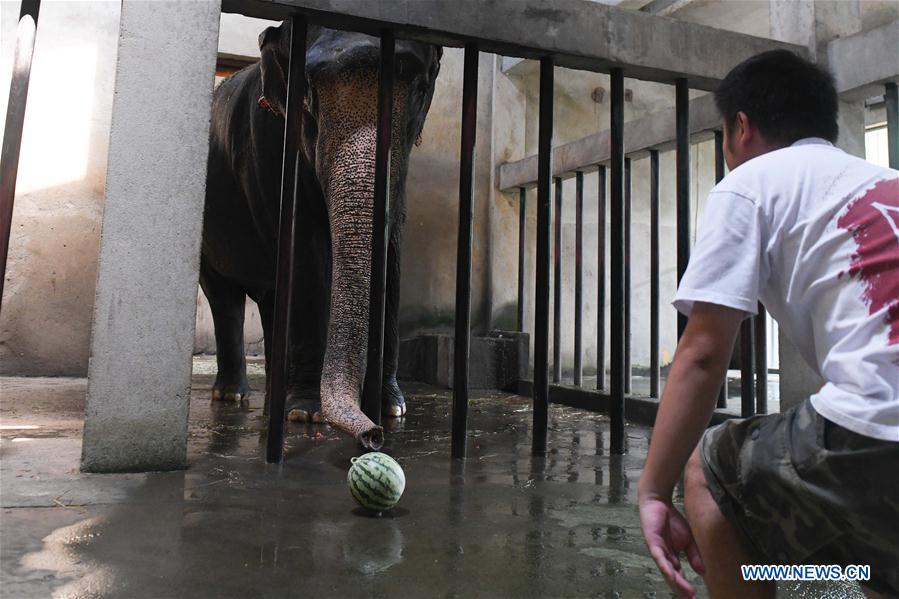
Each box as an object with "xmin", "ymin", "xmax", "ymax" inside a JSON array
[
  {"xmin": 286, "ymin": 391, "xmax": 325, "ymax": 423},
  {"xmin": 356, "ymin": 426, "xmax": 384, "ymax": 450},
  {"xmin": 211, "ymin": 378, "xmax": 249, "ymax": 402},
  {"xmin": 382, "ymin": 376, "xmax": 406, "ymax": 418}
]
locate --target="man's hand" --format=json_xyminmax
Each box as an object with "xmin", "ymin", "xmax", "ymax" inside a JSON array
[
  {"xmin": 637, "ymin": 302, "xmax": 743, "ymax": 595},
  {"xmin": 639, "ymin": 494, "xmax": 705, "ymax": 598}
]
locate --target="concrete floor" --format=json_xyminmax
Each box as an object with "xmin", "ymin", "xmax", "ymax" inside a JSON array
[{"xmin": 1, "ymin": 358, "xmax": 860, "ymax": 598}]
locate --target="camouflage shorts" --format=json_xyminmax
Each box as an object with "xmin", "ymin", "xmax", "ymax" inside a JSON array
[{"xmin": 700, "ymin": 399, "xmax": 899, "ymax": 596}]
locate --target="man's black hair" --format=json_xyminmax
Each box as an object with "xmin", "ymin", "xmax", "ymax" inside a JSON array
[{"xmin": 714, "ymin": 49, "xmax": 839, "ymax": 146}]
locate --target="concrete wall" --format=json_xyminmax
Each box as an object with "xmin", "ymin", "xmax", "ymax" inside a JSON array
[
  {"xmin": 491, "ymin": 72, "xmax": 723, "ymax": 376},
  {"xmin": 1, "ymin": 1, "xmax": 121, "ymax": 376}
]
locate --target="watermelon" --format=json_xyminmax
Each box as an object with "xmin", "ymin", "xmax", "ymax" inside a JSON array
[{"xmin": 347, "ymin": 452, "xmax": 405, "ymax": 512}]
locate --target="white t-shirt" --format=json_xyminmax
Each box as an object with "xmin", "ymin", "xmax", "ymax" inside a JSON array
[{"xmin": 673, "ymin": 138, "xmax": 899, "ymax": 442}]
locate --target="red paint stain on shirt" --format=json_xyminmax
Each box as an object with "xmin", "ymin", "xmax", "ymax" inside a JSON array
[{"xmin": 837, "ymin": 177, "xmax": 899, "ymax": 345}]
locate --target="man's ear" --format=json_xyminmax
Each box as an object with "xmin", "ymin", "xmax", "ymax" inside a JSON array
[
  {"xmin": 735, "ymin": 111, "xmax": 752, "ymax": 145},
  {"xmin": 258, "ymin": 24, "xmax": 287, "ymax": 116}
]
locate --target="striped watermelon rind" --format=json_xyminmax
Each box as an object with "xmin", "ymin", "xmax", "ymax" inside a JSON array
[{"xmin": 347, "ymin": 452, "xmax": 405, "ymax": 512}]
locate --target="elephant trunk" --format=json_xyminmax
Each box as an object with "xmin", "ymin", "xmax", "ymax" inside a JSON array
[{"xmin": 314, "ymin": 69, "xmax": 408, "ymax": 449}]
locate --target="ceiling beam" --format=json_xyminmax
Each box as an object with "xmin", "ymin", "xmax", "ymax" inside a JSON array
[{"xmin": 223, "ymin": 0, "xmax": 806, "ymax": 90}]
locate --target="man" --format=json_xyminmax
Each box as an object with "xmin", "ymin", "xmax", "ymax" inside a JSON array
[{"xmin": 638, "ymin": 49, "xmax": 899, "ymax": 599}]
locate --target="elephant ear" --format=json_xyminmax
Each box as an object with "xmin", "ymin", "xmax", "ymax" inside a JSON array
[
  {"xmin": 407, "ymin": 46, "xmax": 443, "ymax": 148},
  {"xmin": 258, "ymin": 24, "xmax": 288, "ymax": 116}
]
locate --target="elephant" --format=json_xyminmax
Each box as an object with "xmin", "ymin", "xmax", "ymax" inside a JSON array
[{"xmin": 200, "ymin": 21, "xmax": 442, "ymax": 449}]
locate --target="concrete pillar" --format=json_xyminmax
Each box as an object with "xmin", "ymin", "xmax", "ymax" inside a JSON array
[
  {"xmin": 81, "ymin": 1, "xmax": 221, "ymax": 472},
  {"xmin": 769, "ymin": 0, "xmax": 816, "ymax": 51},
  {"xmin": 770, "ymin": 0, "xmax": 863, "ymax": 411}
]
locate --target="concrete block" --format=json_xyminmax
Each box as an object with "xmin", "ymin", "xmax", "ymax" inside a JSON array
[
  {"xmin": 399, "ymin": 331, "xmax": 529, "ymax": 391},
  {"xmin": 81, "ymin": 1, "xmax": 221, "ymax": 472}
]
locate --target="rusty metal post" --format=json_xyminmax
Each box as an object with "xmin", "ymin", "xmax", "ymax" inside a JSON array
[
  {"xmin": 533, "ymin": 56, "xmax": 554, "ymax": 455},
  {"xmin": 553, "ymin": 176, "xmax": 563, "ymax": 384},
  {"xmin": 517, "ymin": 187, "xmax": 527, "ymax": 332},
  {"xmin": 451, "ymin": 42, "xmax": 479, "ymax": 459},
  {"xmin": 266, "ymin": 16, "xmax": 308, "ymax": 463},
  {"xmin": 574, "ymin": 171, "xmax": 584, "ymax": 387},
  {"xmin": 609, "ymin": 68, "xmax": 626, "ymax": 454},
  {"xmin": 596, "ymin": 166, "xmax": 607, "ymax": 391},
  {"xmin": 0, "ymin": 0, "xmax": 41, "ymax": 309},
  {"xmin": 675, "ymin": 78, "xmax": 690, "ymax": 340},
  {"xmin": 649, "ymin": 150, "xmax": 660, "ymax": 398},
  {"xmin": 361, "ymin": 31, "xmax": 396, "ymax": 425}
]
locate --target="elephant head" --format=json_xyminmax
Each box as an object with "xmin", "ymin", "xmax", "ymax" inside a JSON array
[{"xmin": 256, "ymin": 22, "xmax": 441, "ymax": 448}]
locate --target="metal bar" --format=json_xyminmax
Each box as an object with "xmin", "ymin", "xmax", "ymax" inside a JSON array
[
  {"xmin": 574, "ymin": 171, "xmax": 584, "ymax": 387},
  {"xmin": 649, "ymin": 150, "xmax": 660, "ymax": 398},
  {"xmin": 361, "ymin": 31, "xmax": 396, "ymax": 424},
  {"xmin": 754, "ymin": 303, "xmax": 768, "ymax": 415},
  {"xmin": 553, "ymin": 176, "xmax": 563, "ymax": 384},
  {"xmin": 451, "ymin": 42, "xmax": 479, "ymax": 460},
  {"xmin": 675, "ymin": 78, "xmax": 690, "ymax": 340},
  {"xmin": 266, "ymin": 16, "xmax": 307, "ymax": 463},
  {"xmin": 740, "ymin": 318, "xmax": 756, "ymax": 418},
  {"xmin": 596, "ymin": 166, "xmax": 607, "ymax": 391},
  {"xmin": 532, "ymin": 56, "xmax": 554, "ymax": 455},
  {"xmin": 609, "ymin": 68, "xmax": 626, "ymax": 454},
  {"xmin": 517, "ymin": 187, "xmax": 527, "ymax": 332},
  {"xmin": 0, "ymin": 0, "xmax": 41, "ymax": 310},
  {"xmin": 714, "ymin": 130, "xmax": 727, "ymax": 409},
  {"xmin": 624, "ymin": 157, "xmax": 632, "ymax": 394},
  {"xmin": 886, "ymin": 82, "xmax": 898, "ymax": 170}
]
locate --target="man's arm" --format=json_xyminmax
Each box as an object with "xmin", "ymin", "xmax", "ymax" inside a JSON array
[
  {"xmin": 640, "ymin": 302, "xmax": 744, "ymax": 498},
  {"xmin": 638, "ymin": 301, "xmax": 745, "ymax": 596}
]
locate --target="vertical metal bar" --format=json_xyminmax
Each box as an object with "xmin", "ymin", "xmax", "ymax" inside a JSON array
[
  {"xmin": 609, "ymin": 68, "xmax": 626, "ymax": 454},
  {"xmin": 886, "ymin": 82, "xmax": 898, "ymax": 170},
  {"xmin": 740, "ymin": 318, "xmax": 756, "ymax": 418},
  {"xmin": 517, "ymin": 187, "xmax": 527, "ymax": 332},
  {"xmin": 714, "ymin": 130, "xmax": 727, "ymax": 409},
  {"xmin": 553, "ymin": 176, "xmax": 563, "ymax": 384},
  {"xmin": 532, "ymin": 57, "xmax": 554, "ymax": 455},
  {"xmin": 754, "ymin": 303, "xmax": 768, "ymax": 415},
  {"xmin": 266, "ymin": 17, "xmax": 307, "ymax": 463},
  {"xmin": 624, "ymin": 157, "xmax": 632, "ymax": 394},
  {"xmin": 596, "ymin": 166, "xmax": 607, "ymax": 391},
  {"xmin": 0, "ymin": 0, "xmax": 41, "ymax": 309},
  {"xmin": 675, "ymin": 78, "xmax": 690, "ymax": 340},
  {"xmin": 649, "ymin": 150, "xmax": 660, "ymax": 398},
  {"xmin": 451, "ymin": 43, "xmax": 479, "ymax": 460},
  {"xmin": 574, "ymin": 172, "xmax": 584, "ymax": 387},
  {"xmin": 361, "ymin": 31, "xmax": 395, "ymax": 424}
]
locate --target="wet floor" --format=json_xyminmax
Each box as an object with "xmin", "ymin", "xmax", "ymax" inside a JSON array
[{"xmin": 1, "ymin": 359, "xmax": 859, "ymax": 598}]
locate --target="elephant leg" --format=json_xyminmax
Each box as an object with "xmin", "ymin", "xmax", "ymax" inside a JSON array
[
  {"xmin": 285, "ymin": 300, "xmax": 327, "ymax": 424},
  {"xmin": 256, "ymin": 292, "xmax": 274, "ymax": 416},
  {"xmin": 258, "ymin": 285, "xmax": 327, "ymax": 424},
  {"xmin": 382, "ymin": 231, "xmax": 406, "ymax": 418},
  {"xmin": 200, "ymin": 258, "xmax": 249, "ymax": 401},
  {"xmin": 286, "ymin": 210, "xmax": 330, "ymax": 424}
]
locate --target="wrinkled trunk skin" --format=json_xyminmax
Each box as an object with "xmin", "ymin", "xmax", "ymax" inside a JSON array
[{"xmin": 312, "ymin": 68, "xmax": 410, "ymax": 448}]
